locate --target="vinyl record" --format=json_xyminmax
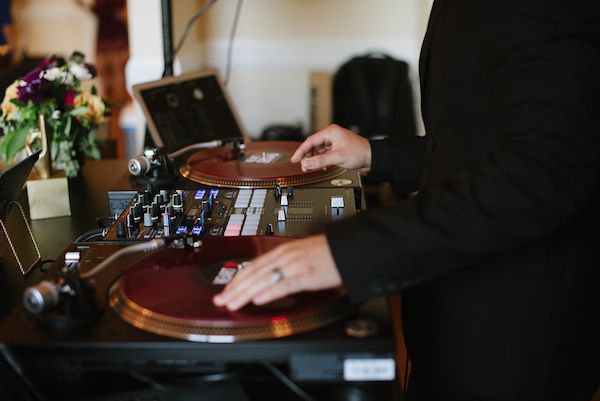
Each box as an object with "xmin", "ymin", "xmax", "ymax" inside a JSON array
[
  {"xmin": 180, "ymin": 141, "xmax": 345, "ymax": 188},
  {"xmin": 109, "ymin": 236, "xmax": 351, "ymax": 342}
]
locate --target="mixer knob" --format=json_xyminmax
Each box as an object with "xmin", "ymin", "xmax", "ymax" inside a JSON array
[
  {"xmin": 137, "ymin": 203, "xmax": 144, "ymax": 220},
  {"xmin": 131, "ymin": 205, "xmax": 142, "ymax": 223},
  {"xmin": 125, "ymin": 213, "xmax": 134, "ymax": 228},
  {"xmin": 151, "ymin": 203, "xmax": 160, "ymax": 223},
  {"xmin": 137, "ymin": 193, "xmax": 146, "ymax": 206},
  {"xmin": 172, "ymin": 193, "xmax": 184, "ymax": 212},
  {"xmin": 208, "ymin": 194, "xmax": 214, "ymax": 212},
  {"xmin": 274, "ymin": 184, "xmax": 281, "ymax": 198},
  {"xmin": 265, "ymin": 223, "xmax": 274, "ymax": 235},
  {"xmin": 160, "ymin": 189, "xmax": 169, "ymax": 202},
  {"xmin": 199, "ymin": 210, "xmax": 206, "ymax": 226},
  {"xmin": 154, "ymin": 193, "xmax": 163, "ymax": 205},
  {"xmin": 116, "ymin": 221, "xmax": 126, "ymax": 238},
  {"xmin": 287, "ymin": 187, "xmax": 294, "ymax": 198},
  {"xmin": 144, "ymin": 211, "xmax": 152, "ymax": 227}
]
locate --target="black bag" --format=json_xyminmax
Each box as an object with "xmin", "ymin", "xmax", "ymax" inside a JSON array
[{"xmin": 333, "ymin": 53, "xmax": 416, "ymax": 138}]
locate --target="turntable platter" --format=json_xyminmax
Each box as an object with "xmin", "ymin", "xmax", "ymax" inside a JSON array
[
  {"xmin": 109, "ymin": 236, "xmax": 352, "ymax": 342},
  {"xmin": 180, "ymin": 141, "xmax": 345, "ymax": 188}
]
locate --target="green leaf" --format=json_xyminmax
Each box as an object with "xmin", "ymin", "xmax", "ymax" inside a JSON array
[
  {"xmin": 51, "ymin": 137, "xmax": 58, "ymax": 160},
  {"xmin": 69, "ymin": 106, "xmax": 88, "ymax": 117},
  {"xmin": 0, "ymin": 135, "xmax": 10, "ymax": 161},
  {"xmin": 5, "ymin": 125, "xmax": 31, "ymax": 162},
  {"xmin": 65, "ymin": 115, "xmax": 72, "ymax": 136}
]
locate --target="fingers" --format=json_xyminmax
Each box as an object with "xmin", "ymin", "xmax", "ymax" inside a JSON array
[
  {"xmin": 213, "ymin": 245, "xmax": 290, "ymax": 310},
  {"xmin": 290, "ymin": 131, "xmax": 330, "ymax": 163},
  {"xmin": 252, "ymin": 272, "xmax": 305, "ymax": 305},
  {"xmin": 300, "ymin": 151, "xmax": 342, "ymax": 171},
  {"xmin": 213, "ymin": 235, "xmax": 341, "ymax": 311}
]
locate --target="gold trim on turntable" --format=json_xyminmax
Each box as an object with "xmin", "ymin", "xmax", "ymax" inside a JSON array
[
  {"xmin": 108, "ymin": 281, "xmax": 352, "ymax": 343},
  {"xmin": 180, "ymin": 164, "xmax": 346, "ymax": 188}
]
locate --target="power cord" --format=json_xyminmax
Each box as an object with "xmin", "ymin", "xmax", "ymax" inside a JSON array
[
  {"xmin": 38, "ymin": 259, "xmax": 55, "ymax": 273},
  {"xmin": 74, "ymin": 228, "xmax": 106, "ymax": 243},
  {"xmin": 162, "ymin": 0, "xmax": 244, "ymax": 86},
  {"xmin": 127, "ymin": 367, "xmax": 250, "ymax": 393},
  {"xmin": 163, "ymin": 0, "xmax": 219, "ymax": 77},
  {"xmin": 0, "ymin": 347, "xmax": 45, "ymax": 401},
  {"xmin": 260, "ymin": 361, "xmax": 316, "ymax": 401},
  {"xmin": 223, "ymin": 0, "xmax": 244, "ymax": 86}
]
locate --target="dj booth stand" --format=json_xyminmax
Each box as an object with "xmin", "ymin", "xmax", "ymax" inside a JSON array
[{"xmin": 0, "ymin": 159, "xmax": 405, "ymax": 401}]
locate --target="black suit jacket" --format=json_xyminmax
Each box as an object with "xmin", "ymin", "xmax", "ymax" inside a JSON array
[{"xmin": 326, "ymin": 1, "xmax": 600, "ymax": 400}]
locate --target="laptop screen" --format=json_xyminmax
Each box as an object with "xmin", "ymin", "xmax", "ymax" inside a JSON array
[{"xmin": 133, "ymin": 70, "xmax": 248, "ymax": 152}]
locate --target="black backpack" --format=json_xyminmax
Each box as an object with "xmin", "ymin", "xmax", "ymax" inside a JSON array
[{"xmin": 333, "ymin": 53, "xmax": 417, "ymax": 138}]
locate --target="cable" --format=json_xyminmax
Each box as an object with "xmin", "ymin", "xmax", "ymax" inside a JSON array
[
  {"xmin": 96, "ymin": 217, "xmax": 116, "ymax": 229},
  {"xmin": 74, "ymin": 228, "xmax": 106, "ymax": 243},
  {"xmin": 166, "ymin": 139, "xmax": 224, "ymax": 159},
  {"xmin": 128, "ymin": 370, "xmax": 169, "ymax": 392},
  {"xmin": 80, "ymin": 240, "xmax": 165, "ymax": 279},
  {"xmin": 38, "ymin": 259, "xmax": 55, "ymax": 273},
  {"xmin": 164, "ymin": 0, "xmax": 219, "ymax": 75},
  {"xmin": 0, "ymin": 348, "xmax": 45, "ymax": 401},
  {"xmin": 260, "ymin": 361, "xmax": 316, "ymax": 401},
  {"xmin": 223, "ymin": 0, "xmax": 244, "ymax": 86}
]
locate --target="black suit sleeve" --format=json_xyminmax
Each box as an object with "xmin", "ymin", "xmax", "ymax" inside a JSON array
[
  {"xmin": 367, "ymin": 136, "xmax": 427, "ymax": 195},
  {"xmin": 327, "ymin": 35, "xmax": 600, "ymax": 303}
]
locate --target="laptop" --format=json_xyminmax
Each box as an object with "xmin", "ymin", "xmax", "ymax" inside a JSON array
[{"xmin": 132, "ymin": 69, "xmax": 249, "ymax": 152}]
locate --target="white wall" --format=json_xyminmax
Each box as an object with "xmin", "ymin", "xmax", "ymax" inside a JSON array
[
  {"xmin": 126, "ymin": 0, "xmax": 431, "ymax": 145},
  {"xmin": 14, "ymin": 0, "xmax": 97, "ymax": 61},
  {"xmin": 204, "ymin": 0, "xmax": 429, "ymax": 137}
]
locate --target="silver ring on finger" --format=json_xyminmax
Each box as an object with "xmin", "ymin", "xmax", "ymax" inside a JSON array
[{"xmin": 271, "ymin": 267, "xmax": 284, "ymax": 283}]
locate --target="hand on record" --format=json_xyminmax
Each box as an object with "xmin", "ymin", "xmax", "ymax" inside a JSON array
[
  {"xmin": 213, "ymin": 234, "xmax": 342, "ymax": 311},
  {"xmin": 291, "ymin": 124, "xmax": 372, "ymax": 172}
]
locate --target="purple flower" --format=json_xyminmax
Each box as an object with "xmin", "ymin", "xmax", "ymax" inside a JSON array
[{"xmin": 17, "ymin": 78, "xmax": 44, "ymax": 103}]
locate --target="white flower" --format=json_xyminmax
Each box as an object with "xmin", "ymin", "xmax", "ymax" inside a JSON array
[
  {"xmin": 51, "ymin": 110, "xmax": 61, "ymax": 120},
  {"xmin": 43, "ymin": 67, "xmax": 64, "ymax": 82},
  {"xmin": 69, "ymin": 63, "xmax": 92, "ymax": 81},
  {"xmin": 63, "ymin": 73, "xmax": 74, "ymax": 85}
]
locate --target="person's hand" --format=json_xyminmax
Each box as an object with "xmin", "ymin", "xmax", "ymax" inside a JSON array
[
  {"xmin": 213, "ymin": 235, "xmax": 342, "ymax": 311},
  {"xmin": 291, "ymin": 124, "xmax": 372, "ymax": 172}
]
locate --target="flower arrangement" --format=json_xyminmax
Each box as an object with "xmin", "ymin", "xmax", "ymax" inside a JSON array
[{"xmin": 0, "ymin": 52, "xmax": 107, "ymax": 177}]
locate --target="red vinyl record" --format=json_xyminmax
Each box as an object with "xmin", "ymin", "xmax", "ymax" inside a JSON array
[
  {"xmin": 109, "ymin": 236, "xmax": 351, "ymax": 342},
  {"xmin": 180, "ymin": 141, "xmax": 345, "ymax": 188}
]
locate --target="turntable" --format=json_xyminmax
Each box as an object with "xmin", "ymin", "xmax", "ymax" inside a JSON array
[
  {"xmin": 180, "ymin": 141, "xmax": 345, "ymax": 188},
  {"xmin": 109, "ymin": 236, "xmax": 352, "ymax": 342}
]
